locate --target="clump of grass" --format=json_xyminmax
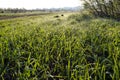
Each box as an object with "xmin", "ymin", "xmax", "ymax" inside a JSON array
[{"xmin": 68, "ymin": 12, "xmax": 93, "ymax": 23}]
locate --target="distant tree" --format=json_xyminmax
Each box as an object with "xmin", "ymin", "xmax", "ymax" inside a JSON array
[
  {"xmin": 0, "ymin": 8, "xmax": 4, "ymax": 13},
  {"xmin": 0, "ymin": 8, "xmax": 28, "ymax": 13}
]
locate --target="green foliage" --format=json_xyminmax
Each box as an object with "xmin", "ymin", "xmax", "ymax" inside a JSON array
[
  {"xmin": 0, "ymin": 12, "xmax": 120, "ymax": 80},
  {"xmin": 83, "ymin": 0, "xmax": 120, "ymax": 20},
  {"xmin": 0, "ymin": 8, "xmax": 27, "ymax": 13},
  {"xmin": 68, "ymin": 12, "xmax": 93, "ymax": 23}
]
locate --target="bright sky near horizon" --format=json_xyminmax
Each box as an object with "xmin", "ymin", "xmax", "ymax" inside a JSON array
[{"xmin": 0, "ymin": 0, "xmax": 82, "ymax": 9}]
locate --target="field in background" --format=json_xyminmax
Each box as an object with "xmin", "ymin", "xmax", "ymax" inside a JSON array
[
  {"xmin": 0, "ymin": 11, "xmax": 55, "ymax": 20},
  {"xmin": 0, "ymin": 12, "xmax": 120, "ymax": 80}
]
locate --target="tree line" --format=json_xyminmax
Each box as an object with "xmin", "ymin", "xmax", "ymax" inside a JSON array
[
  {"xmin": 83, "ymin": 0, "xmax": 120, "ymax": 19},
  {"xmin": 0, "ymin": 7, "xmax": 80, "ymax": 13},
  {"xmin": 0, "ymin": 8, "xmax": 51, "ymax": 13},
  {"xmin": 0, "ymin": 8, "xmax": 28, "ymax": 13}
]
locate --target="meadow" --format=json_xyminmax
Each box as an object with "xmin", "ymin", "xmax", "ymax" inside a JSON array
[
  {"xmin": 0, "ymin": 12, "xmax": 120, "ymax": 80},
  {"xmin": 0, "ymin": 12, "xmax": 51, "ymax": 20}
]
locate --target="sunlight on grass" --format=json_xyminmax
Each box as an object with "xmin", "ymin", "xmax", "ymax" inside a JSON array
[{"xmin": 0, "ymin": 12, "xmax": 120, "ymax": 80}]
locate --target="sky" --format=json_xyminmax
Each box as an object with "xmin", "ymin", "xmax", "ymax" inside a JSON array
[{"xmin": 0, "ymin": 0, "xmax": 82, "ymax": 9}]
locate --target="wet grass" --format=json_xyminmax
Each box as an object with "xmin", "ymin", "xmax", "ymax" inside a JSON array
[{"xmin": 0, "ymin": 12, "xmax": 120, "ymax": 80}]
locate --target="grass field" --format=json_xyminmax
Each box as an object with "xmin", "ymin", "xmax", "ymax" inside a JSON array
[
  {"xmin": 0, "ymin": 12, "xmax": 120, "ymax": 80},
  {"xmin": 0, "ymin": 12, "xmax": 52, "ymax": 20}
]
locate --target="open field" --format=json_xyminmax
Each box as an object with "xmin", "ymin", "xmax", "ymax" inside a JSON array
[
  {"xmin": 0, "ymin": 12, "xmax": 120, "ymax": 80},
  {"xmin": 0, "ymin": 12, "xmax": 53, "ymax": 20}
]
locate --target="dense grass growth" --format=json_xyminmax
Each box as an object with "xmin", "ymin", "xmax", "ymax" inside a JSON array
[{"xmin": 0, "ymin": 12, "xmax": 120, "ymax": 80}]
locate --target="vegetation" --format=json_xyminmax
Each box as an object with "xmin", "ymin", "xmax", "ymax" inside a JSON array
[
  {"xmin": 0, "ymin": 7, "xmax": 80, "ymax": 14},
  {"xmin": 83, "ymin": 0, "xmax": 120, "ymax": 20},
  {"xmin": 0, "ymin": 8, "xmax": 27, "ymax": 13},
  {"xmin": 0, "ymin": 12, "xmax": 120, "ymax": 80}
]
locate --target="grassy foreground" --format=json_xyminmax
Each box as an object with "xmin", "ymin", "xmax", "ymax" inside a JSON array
[{"xmin": 0, "ymin": 12, "xmax": 120, "ymax": 80}]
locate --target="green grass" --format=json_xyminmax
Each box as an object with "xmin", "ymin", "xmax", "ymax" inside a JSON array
[
  {"xmin": 0, "ymin": 12, "xmax": 120, "ymax": 80},
  {"xmin": 0, "ymin": 11, "xmax": 50, "ymax": 17}
]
